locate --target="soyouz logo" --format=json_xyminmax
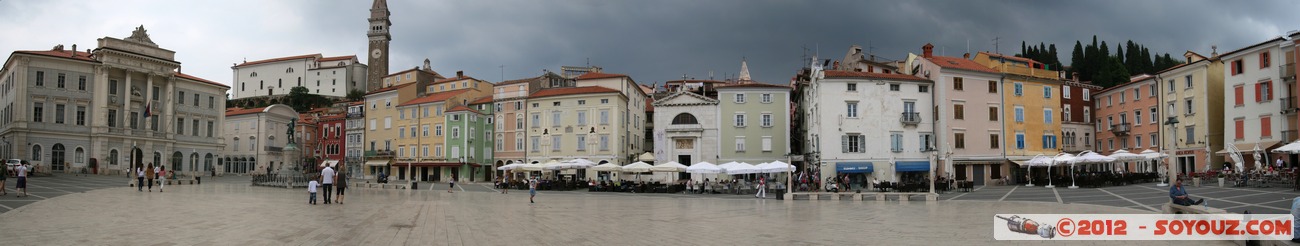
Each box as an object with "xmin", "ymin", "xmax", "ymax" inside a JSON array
[{"xmin": 994, "ymin": 214, "xmax": 1294, "ymax": 240}]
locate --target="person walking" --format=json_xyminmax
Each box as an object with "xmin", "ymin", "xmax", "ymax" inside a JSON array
[
  {"xmin": 145, "ymin": 163, "xmax": 156, "ymax": 192},
  {"xmin": 14, "ymin": 163, "xmax": 27, "ymax": 197},
  {"xmin": 136, "ymin": 165, "xmax": 145, "ymax": 192},
  {"xmin": 335, "ymin": 170, "xmax": 348, "ymax": 204},
  {"xmin": 320, "ymin": 165, "xmax": 335, "ymax": 204},
  {"xmin": 528, "ymin": 177, "xmax": 538, "ymax": 204},
  {"xmin": 307, "ymin": 176, "xmax": 319, "ymax": 205},
  {"xmin": 156, "ymin": 165, "xmax": 166, "ymax": 192},
  {"xmin": 0, "ymin": 162, "xmax": 8, "ymax": 196},
  {"xmin": 448, "ymin": 175, "xmax": 456, "ymax": 193},
  {"xmin": 755, "ymin": 176, "xmax": 767, "ymax": 198}
]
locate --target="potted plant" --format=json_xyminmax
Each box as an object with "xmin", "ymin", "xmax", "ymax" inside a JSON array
[{"xmin": 1217, "ymin": 173, "xmax": 1225, "ymax": 187}]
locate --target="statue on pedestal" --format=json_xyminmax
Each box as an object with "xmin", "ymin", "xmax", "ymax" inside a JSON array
[{"xmin": 278, "ymin": 118, "xmax": 301, "ymax": 176}]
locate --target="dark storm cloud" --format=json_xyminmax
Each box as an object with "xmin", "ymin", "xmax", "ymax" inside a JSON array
[{"xmin": 2, "ymin": 0, "xmax": 1296, "ymax": 88}]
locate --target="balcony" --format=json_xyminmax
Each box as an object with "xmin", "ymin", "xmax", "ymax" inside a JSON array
[
  {"xmin": 365, "ymin": 150, "xmax": 394, "ymax": 157},
  {"xmin": 1111, "ymin": 123, "xmax": 1131, "ymax": 136},
  {"xmin": 264, "ymin": 146, "xmax": 283, "ymax": 152},
  {"xmin": 1283, "ymin": 96, "xmax": 1298, "ymax": 114},
  {"xmin": 900, "ymin": 112, "xmax": 921, "ymax": 125},
  {"xmin": 1282, "ymin": 62, "xmax": 1295, "ymax": 81}
]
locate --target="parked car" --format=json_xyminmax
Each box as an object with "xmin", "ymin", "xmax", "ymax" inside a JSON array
[{"xmin": 5, "ymin": 159, "xmax": 21, "ymax": 176}]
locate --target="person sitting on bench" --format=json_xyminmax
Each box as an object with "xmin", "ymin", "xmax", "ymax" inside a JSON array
[{"xmin": 1170, "ymin": 178, "xmax": 1204, "ymax": 206}]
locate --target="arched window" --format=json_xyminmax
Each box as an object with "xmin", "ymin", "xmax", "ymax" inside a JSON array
[
  {"xmin": 671, "ymin": 113, "xmax": 698, "ymax": 125},
  {"xmin": 250, "ymin": 72, "xmax": 258, "ymax": 78},
  {"xmin": 109, "ymin": 149, "xmax": 119, "ymax": 166},
  {"xmin": 286, "ymin": 67, "xmax": 294, "ymax": 73},
  {"xmin": 75, "ymin": 147, "xmax": 85, "ymax": 164},
  {"xmin": 31, "ymin": 144, "xmax": 42, "ymax": 161},
  {"xmin": 171, "ymin": 152, "xmax": 183, "ymax": 171}
]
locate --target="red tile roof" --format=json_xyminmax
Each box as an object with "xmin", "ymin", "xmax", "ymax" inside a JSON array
[
  {"xmin": 574, "ymin": 72, "xmax": 629, "ymax": 80},
  {"xmin": 446, "ymin": 105, "xmax": 485, "ymax": 114},
  {"xmin": 927, "ymin": 56, "xmax": 1000, "ymax": 74},
  {"xmin": 822, "ymin": 70, "xmax": 930, "ymax": 82},
  {"xmin": 714, "ymin": 82, "xmax": 792, "ymax": 89},
  {"xmin": 175, "ymin": 72, "xmax": 230, "ymax": 88},
  {"xmin": 386, "ymin": 67, "xmax": 444, "ymax": 80},
  {"xmin": 434, "ymin": 76, "xmax": 484, "ymax": 84},
  {"xmin": 319, "ymin": 114, "xmax": 346, "ymax": 121},
  {"xmin": 348, "ymin": 101, "xmax": 364, "ymax": 106},
  {"xmin": 13, "ymin": 50, "xmax": 97, "ymax": 62},
  {"xmin": 396, "ymin": 88, "xmax": 471, "ymax": 107},
  {"xmin": 225, "ymin": 107, "xmax": 267, "ymax": 117},
  {"xmin": 978, "ymin": 52, "xmax": 1039, "ymax": 64},
  {"xmin": 234, "ymin": 54, "xmax": 320, "ymax": 67},
  {"xmin": 365, "ymin": 83, "xmax": 413, "ymax": 95},
  {"xmin": 470, "ymin": 96, "xmax": 494, "ymax": 105},
  {"xmin": 529, "ymin": 86, "xmax": 619, "ymax": 99},
  {"xmin": 665, "ymin": 79, "xmax": 728, "ymax": 84},
  {"xmin": 318, "ymin": 55, "xmax": 355, "ymax": 62}
]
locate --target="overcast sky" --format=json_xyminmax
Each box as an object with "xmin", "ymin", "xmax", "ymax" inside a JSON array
[{"xmin": 2, "ymin": 0, "xmax": 1297, "ymax": 89}]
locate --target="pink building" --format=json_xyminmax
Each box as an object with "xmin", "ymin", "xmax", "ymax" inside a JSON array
[
  {"xmin": 491, "ymin": 72, "xmax": 567, "ymax": 175},
  {"xmin": 1094, "ymin": 75, "xmax": 1161, "ymax": 172}
]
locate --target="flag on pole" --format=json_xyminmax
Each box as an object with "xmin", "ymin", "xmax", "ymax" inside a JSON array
[{"xmin": 143, "ymin": 101, "xmax": 152, "ymax": 118}]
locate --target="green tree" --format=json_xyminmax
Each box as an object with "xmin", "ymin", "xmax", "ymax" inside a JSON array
[{"xmin": 346, "ymin": 89, "xmax": 365, "ymax": 102}]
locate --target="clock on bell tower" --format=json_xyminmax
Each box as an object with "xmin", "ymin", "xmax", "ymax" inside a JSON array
[{"xmin": 366, "ymin": 0, "xmax": 391, "ymax": 92}]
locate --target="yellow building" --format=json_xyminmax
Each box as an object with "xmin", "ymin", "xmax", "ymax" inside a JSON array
[
  {"xmin": 429, "ymin": 71, "xmax": 494, "ymax": 94},
  {"xmin": 391, "ymin": 88, "xmax": 488, "ymax": 181},
  {"xmin": 973, "ymin": 52, "xmax": 1064, "ymax": 164},
  {"xmin": 525, "ymin": 86, "xmax": 627, "ymax": 180},
  {"xmin": 363, "ymin": 68, "xmax": 436, "ymax": 180}
]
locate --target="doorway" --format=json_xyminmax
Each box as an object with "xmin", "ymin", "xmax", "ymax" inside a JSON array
[
  {"xmin": 972, "ymin": 165, "xmax": 985, "ymax": 186},
  {"xmin": 678, "ymin": 155, "xmax": 691, "ymax": 179}
]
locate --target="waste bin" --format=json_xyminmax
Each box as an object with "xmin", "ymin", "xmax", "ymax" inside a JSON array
[
  {"xmin": 410, "ymin": 181, "xmax": 418, "ymax": 190},
  {"xmin": 775, "ymin": 189, "xmax": 785, "ymax": 200}
]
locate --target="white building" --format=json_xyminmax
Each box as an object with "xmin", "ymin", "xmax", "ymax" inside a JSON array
[
  {"xmin": 345, "ymin": 101, "xmax": 366, "ymax": 177},
  {"xmin": 1219, "ymin": 35, "xmax": 1296, "ymax": 166},
  {"xmin": 651, "ymin": 91, "xmax": 720, "ymax": 170},
  {"xmin": 0, "ymin": 26, "xmax": 228, "ymax": 175},
  {"xmin": 222, "ymin": 104, "xmax": 299, "ymax": 175},
  {"xmin": 230, "ymin": 54, "xmax": 367, "ymax": 99},
  {"xmin": 803, "ymin": 67, "xmax": 936, "ymax": 184}
]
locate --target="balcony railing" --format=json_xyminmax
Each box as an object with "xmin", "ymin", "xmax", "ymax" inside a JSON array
[
  {"xmin": 1111, "ymin": 123, "xmax": 1131, "ymax": 136},
  {"xmin": 900, "ymin": 112, "xmax": 921, "ymax": 125},
  {"xmin": 1282, "ymin": 62, "xmax": 1295, "ymax": 81},
  {"xmin": 1283, "ymin": 96, "xmax": 1298, "ymax": 114},
  {"xmin": 264, "ymin": 146, "xmax": 283, "ymax": 152}
]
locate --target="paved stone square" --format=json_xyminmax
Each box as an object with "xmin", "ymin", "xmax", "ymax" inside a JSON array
[
  {"xmin": 942, "ymin": 182, "xmax": 1300, "ymax": 215},
  {"xmin": 0, "ymin": 176, "xmax": 1234, "ymax": 245}
]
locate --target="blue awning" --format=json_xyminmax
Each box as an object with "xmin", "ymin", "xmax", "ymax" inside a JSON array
[
  {"xmin": 895, "ymin": 161, "xmax": 931, "ymax": 172},
  {"xmin": 836, "ymin": 162, "xmax": 874, "ymax": 173}
]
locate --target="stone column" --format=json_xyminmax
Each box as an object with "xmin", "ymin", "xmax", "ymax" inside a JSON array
[
  {"xmin": 145, "ymin": 74, "xmax": 153, "ymax": 130},
  {"xmin": 165, "ymin": 77, "xmax": 175, "ymax": 136},
  {"xmin": 123, "ymin": 71, "xmax": 131, "ymax": 123}
]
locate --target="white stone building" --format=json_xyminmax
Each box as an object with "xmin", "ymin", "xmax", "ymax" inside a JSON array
[
  {"xmin": 0, "ymin": 26, "xmax": 228, "ymax": 175},
  {"xmin": 1218, "ymin": 35, "xmax": 1296, "ymax": 166},
  {"xmin": 651, "ymin": 91, "xmax": 720, "ymax": 171},
  {"xmin": 230, "ymin": 54, "xmax": 367, "ymax": 99},
  {"xmin": 802, "ymin": 67, "xmax": 937, "ymax": 184},
  {"xmin": 222, "ymin": 104, "xmax": 299, "ymax": 175}
]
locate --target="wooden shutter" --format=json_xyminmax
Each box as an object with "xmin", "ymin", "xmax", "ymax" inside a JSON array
[
  {"xmin": 842, "ymin": 135, "xmax": 849, "ymax": 153},
  {"xmin": 1267, "ymin": 81, "xmax": 1274, "ymax": 100},
  {"xmin": 1234, "ymin": 86, "xmax": 1244, "ymax": 105},
  {"xmin": 1235, "ymin": 120, "xmax": 1244, "ymax": 139},
  {"xmin": 1232, "ymin": 60, "xmax": 1239, "ymax": 75},
  {"xmin": 857, "ymin": 136, "xmax": 866, "ymax": 152},
  {"xmin": 1256, "ymin": 83, "xmax": 1263, "ymax": 102},
  {"xmin": 1262, "ymin": 117, "xmax": 1272, "ymax": 137}
]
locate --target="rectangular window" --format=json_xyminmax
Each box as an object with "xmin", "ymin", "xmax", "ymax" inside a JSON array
[
  {"xmin": 842, "ymin": 134, "xmax": 864, "ymax": 153},
  {"xmin": 1234, "ymin": 119, "xmax": 1244, "ymax": 140},
  {"xmin": 919, "ymin": 85, "xmax": 929, "ymax": 93},
  {"xmin": 761, "ymin": 114, "xmax": 773, "ymax": 127},
  {"xmin": 988, "ymin": 80, "xmax": 997, "ymax": 93},
  {"xmin": 176, "ymin": 118, "xmax": 184, "ymax": 134},
  {"xmin": 109, "ymin": 80, "xmax": 117, "ymax": 95},
  {"xmin": 846, "ymin": 102, "xmax": 858, "ymax": 118},
  {"xmin": 577, "ymin": 111, "xmax": 587, "ymax": 125},
  {"xmin": 1260, "ymin": 52, "xmax": 1271, "ymax": 69},
  {"xmin": 1082, "ymin": 88, "xmax": 1091, "ymax": 101},
  {"xmin": 889, "ymin": 84, "xmax": 900, "ymax": 91},
  {"xmin": 1134, "ymin": 110, "xmax": 1142, "ymax": 125},
  {"xmin": 531, "ymin": 113, "xmax": 540, "ymax": 127},
  {"xmin": 847, "ymin": 83, "xmax": 857, "ymax": 91},
  {"xmin": 761, "ymin": 93, "xmax": 772, "ymax": 103},
  {"xmin": 988, "ymin": 107, "xmax": 998, "ymax": 121},
  {"xmin": 207, "ymin": 121, "xmax": 214, "ymax": 137},
  {"xmin": 600, "ymin": 135, "xmax": 610, "ymax": 151},
  {"xmin": 1014, "ymin": 107, "xmax": 1024, "ymax": 122},
  {"xmin": 369, "ymin": 119, "xmax": 376, "ymax": 130},
  {"xmin": 577, "ymin": 136, "xmax": 587, "ymax": 151},
  {"xmin": 399, "ymin": 127, "xmax": 406, "ymax": 139},
  {"xmin": 1043, "ymin": 86, "xmax": 1052, "ymax": 98},
  {"xmin": 1013, "ymin": 83, "xmax": 1023, "ymax": 96},
  {"xmin": 551, "ymin": 135, "xmax": 561, "ymax": 151},
  {"xmin": 192, "ymin": 119, "xmax": 199, "ymax": 136},
  {"xmin": 990, "ymin": 134, "xmax": 1000, "ymax": 149},
  {"xmin": 54, "ymin": 104, "xmax": 64, "ymax": 124},
  {"xmin": 178, "ymin": 91, "xmax": 185, "ymax": 105},
  {"xmin": 1132, "ymin": 88, "xmax": 1139, "ymax": 101},
  {"xmin": 435, "ymin": 124, "xmax": 443, "ymax": 136},
  {"xmin": 1184, "ymin": 99, "xmax": 1194, "ymax": 115},
  {"xmin": 75, "ymin": 106, "xmax": 85, "ymax": 126},
  {"xmin": 1150, "ymin": 107, "xmax": 1158, "ymax": 123},
  {"xmin": 1150, "ymin": 133, "xmax": 1158, "ymax": 147},
  {"xmin": 954, "ymin": 104, "xmax": 965, "ymax": 120},
  {"xmin": 890, "ymin": 133, "xmax": 903, "ymax": 152},
  {"xmin": 384, "ymin": 117, "xmax": 391, "ymax": 129},
  {"xmin": 530, "ymin": 136, "xmax": 540, "ymax": 152},
  {"xmin": 516, "ymin": 117, "xmax": 523, "ymax": 130},
  {"xmin": 1063, "ymin": 85, "xmax": 1071, "ymax": 99},
  {"xmin": 422, "ymin": 125, "xmax": 429, "ymax": 137},
  {"xmin": 762, "ymin": 137, "xmax": 773, "ymax": 152},
  {"xmin": 1135, "ymin": 135, "xmax": 1143, "ymax": 148},
  {"xmin": 1186, "ymin": 126, "xmax": 1195, "ymax": 144},
  {"xmin": 1231, "ymin": 59, "xmax": 1243, "ymax": 75},
  {"xmin": 953, "ymin": 77, "xmax": 964, "ymax": 91},
  {"xmin": 32, "ymin": 102, "xmax": 43, "ymax": 122},
  {"xmin": 954, "ymin": 133, "xmax": 966, "ymax": 149},
  {"xmin": 515, "ymin": 134, "xmax": 524, "ymax": 151},
  {"xmin": 600, "ymin": 110, "xmax": 610, "ymax": 125},
  {"xmin": 735, "ymin": 137, "xmax": 746, "ymax": 152},
  {"xmin": 452, "ymin": 127, "xmax": 461, "ymax": 138},
  {"xmin": 551, "ymin": 111, "xmax": 561, "ymax": 127},
  {"xmin": 56, "ymin": 73, "xmax": 64, "ymax": 88},
  {"xmin": 1184, "ymin": 75, "xmax": 1193, "ymax": 89},
  {"xmin": 35, "ymin": 71, "xmax": 43, "ymax": 86},
  {"xmin": 78, "ymin": 76, "xmax": 86, "ymax": 90},
  {"xmin": 107, "ymin": 109, "xmax": 117, "ymax": 127},
  {"xmin": 735, "ymin": 94, "xmax": 745, "ymax": 103},
  {"xmin": 734, "ymin": 114, "xmax": 746, "ymax": 127},
  {"xmin": 1043, "ymin": 109, "xmax": 1053, "ymax": 124},
  {"xmin": 1015, "ymin": 133, "xmax": 1025, "ymax": 149},
  {"xmin": 1262, "ymin": 116, "xmax": 1272, "ymax": 138},
  {"xmin": 193, "ymin": 94, "xmax": 199, "ymax": 106}
]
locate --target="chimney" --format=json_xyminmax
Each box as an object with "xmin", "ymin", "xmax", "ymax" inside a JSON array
[
  {"xmin": 963, "ymin": 53, "xmax": 970, "ymax": 59},
  {"xmin": 456, "ymin": 70, "xmax": 463, "ymax": 78},
  {"xmin": 922, "ymin": 43, "xmax": 934, "ymax": 58},
  {"xmin": 71, "ymin": 44, "xmax": 77, "ymax": 56}
]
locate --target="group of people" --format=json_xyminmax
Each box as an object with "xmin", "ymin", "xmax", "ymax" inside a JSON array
[
  {"xmin": 306, "ymin": 165, "xmax": 347, "ymax": 205},
  {"xmin": 493, "ymin": 176, "xmax": 539, "ymax": 203},
  {"xmin": 133, "ymin": 163, "xmax": 172, "ymax": 192},
  {"xmin": 2, "ymin": 162, "xmax": 30, "ymax": 197}
]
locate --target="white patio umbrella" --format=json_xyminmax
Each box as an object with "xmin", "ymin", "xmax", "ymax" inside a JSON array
[
  {"xmin": 720, "ymin": 162, "xmax": 759, "ymax": 175},
  {"xmin": 497, "ymin": 163, "xmax": 524, "ymax": 171},
  {"xmin": 638, "ymin": 152, "xmax": 656, "ymax": 162},
  {"xmin": 1138, "ymin": 149, "xmax": 1167, "ymax": 173},
  {"xmin": 1071, "ymin": 151, "xmax": 1116, "ymax": 189},
  {"xmin": 759, "ymin": 161, "xmax": 795, "ymax": 173},
  {"xmin": 685, "ymin": 161, "xmax": 722, "ymax": 174},
  {"xmin": 651, "ymin": 161, "xmax": 688, "ymax": 172},
  {"xmin": 591, "ymin": 163, "xmax": 622, "ymax": 172},
  {"xmin": 542, "ymin": 160, "xmax": 568, "ymax": 171},
  {"xmin": 566, "ymin": 158, "xmax": 597, "ymax": 169},
  {"xmin": 1021, "ymin": 155, "xmax": 1054, "ymax": 187},
  {"xmin": 1107, "ymin": 149, "xmax": 1144, "ymax": 174},
  {"xmin": 622, "ymin": 161, "xmax": 653, "ymax": 173},
  {"xmin": 519, "ymin": 162, "xmax": 545, "ymax": 171},
  {"xmin": 1273, "ymin": 141, "xmax": 1300, "ymax": 154}
]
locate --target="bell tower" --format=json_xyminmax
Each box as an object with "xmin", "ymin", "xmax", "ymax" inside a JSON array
[{"xmin": 366, "ymin": 0, "xmax": 391, "ymax": 91}]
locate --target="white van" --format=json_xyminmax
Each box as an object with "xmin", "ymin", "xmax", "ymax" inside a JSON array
[{"xmin": 5, "ymin": 159, "xmax": 21, "ymax": 174}]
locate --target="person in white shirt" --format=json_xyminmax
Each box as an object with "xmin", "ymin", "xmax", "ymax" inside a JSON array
[
  {"xmin": 136, "ymin": 165, "xmax": 146, "ymax": 192},
  {"xmin": 307, "ymin": 177, "xmax": 319, "ymax": 205},
  {"xmin": 156, "ymin": 165, "xmax": 165, "ymax": 192},
  {"xmin": 320, "ymin": 166, "xmax": 335, "ymax": 204},
  {"xmin": 15, "ymin": 163, "xmax": 28, "ymax": 197}
]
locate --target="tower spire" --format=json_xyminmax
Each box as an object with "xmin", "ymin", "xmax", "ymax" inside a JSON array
[{"xmin": 738, "ymin": 57, "xmax": 751, "ymax": 82}]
